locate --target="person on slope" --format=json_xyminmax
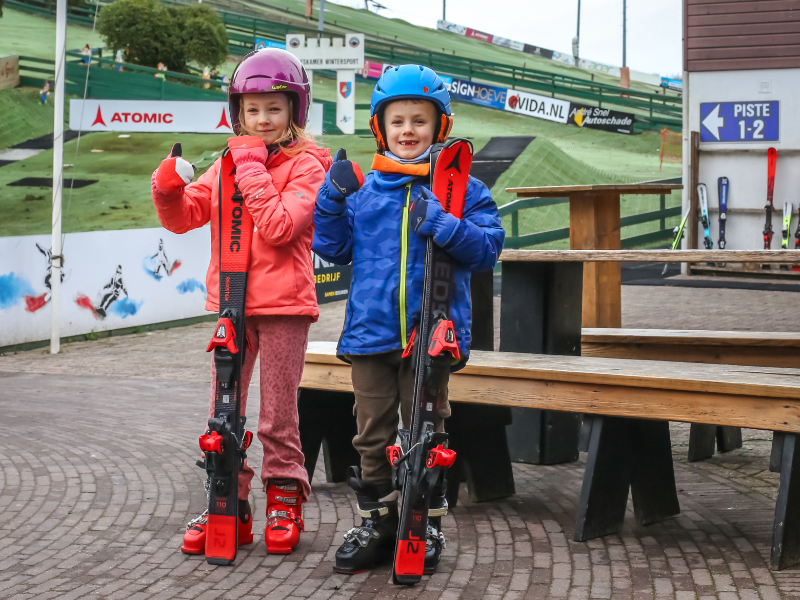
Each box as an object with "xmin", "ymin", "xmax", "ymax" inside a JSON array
[
  {"xmin": 150, "ymin": 49, "xmax": 332, "ymax": 557},
  {"xmin": 312, "ymin": 64, "xmax": 504, "ymax": 575}
]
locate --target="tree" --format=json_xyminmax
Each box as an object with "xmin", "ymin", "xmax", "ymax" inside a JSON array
[
  {"xmin": 169, "ymin": 5, "xmax": 228, "ymax": 70},
  {"xmin": 97, "ymin": 0, "xmax": 227, "ymax": 72}
]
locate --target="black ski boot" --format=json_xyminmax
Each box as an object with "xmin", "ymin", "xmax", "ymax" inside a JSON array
[
  {"xmin": 424, "ymin": 495, "xmax": 448, "ymax": 574},
  {"xmin": 334, "ymin": 467, "xmax": 399, "ymax": 574}
]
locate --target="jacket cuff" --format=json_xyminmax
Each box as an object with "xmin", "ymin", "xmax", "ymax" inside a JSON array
[
  {"xmin": 316, "ymin": 184, "xmax": 348, "ymax": 215},
  {"xmin": 236, "ymin": 162, "xmax": 268, "ymax": 181},
  {"xmin": 433, "ymin": 213, "xmax": 460, "ymax": 247}
]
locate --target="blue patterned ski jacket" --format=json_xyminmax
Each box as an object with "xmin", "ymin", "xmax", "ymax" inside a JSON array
[{"xmin": 312, "ymin": 169, "xmax": 505, "ymax": 368}]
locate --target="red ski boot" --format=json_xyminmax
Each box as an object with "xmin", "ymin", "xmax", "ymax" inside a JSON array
[
  {"xmin": 180, "ymin": 499, "xmax": 254, "ymax": 555},
  {"xmin": 264, "ymin": 479, "xmax": 305, "ymax": 554}
]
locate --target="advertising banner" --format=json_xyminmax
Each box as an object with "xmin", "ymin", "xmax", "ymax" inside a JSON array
[
  {"xmin": 336, "ymin": 69, "xmax": 356, "ymax": 134},
  {"xmin": 523, "ymin": 44, "xmax": 554, "ymax": 60},
  {"xmin": 0, "ymin": 55, "xmax": 20, "ymax": 91},
  {"xmin": 362, "ymin": 60, "xmax": 384, "ymax": 79},
  {"xmin": 436, "ymin": 20, "xmax": 467, "ymax": 35},
  {"xmin": 313, "ymin": 253, "xmax": 352, "ymax": 303},
  {"xmin": 255, "ymin": 38, "xmax": 287, "ymax": 50},
  {"xmin": 492, "ymin": 37, "xmax": 525, "ymax": 52},
  {"xmin": 568, "ymin": 104, "xmax": 636, "ymax": 135},
  {"xmin": 0, "ymin": 228, "xmax": 353, "ymax": 348},
  {"xmin": 465, "ymin": 28, "xmax": 493, "ymax": 43},
  {"xmin": 445, "ymin": 78, "xmax": 507, "ymax": 110},
  {"xmin": 505, "ymin": 89, "xmax": 570, "ymax": 124},
  {"xmin": 69, "ymin": 99, "xmax": 233, "ymax": 133}
]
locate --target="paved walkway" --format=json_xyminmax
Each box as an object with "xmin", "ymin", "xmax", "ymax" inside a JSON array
[{"xmin": 2, "ymin": 287, "xmax": 800, "ymax": 599}]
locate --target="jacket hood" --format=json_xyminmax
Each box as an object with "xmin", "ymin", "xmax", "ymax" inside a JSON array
[{"xmin": 303, "ymin": 141, "xmax": 333, "ymax": 172}]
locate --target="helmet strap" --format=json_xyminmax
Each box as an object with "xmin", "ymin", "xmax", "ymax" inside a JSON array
[
  {"xmin": 436, "ymin": 114, "xmax": 453, "ymax": 143},
  {"xmin": 370, "ymin": 111, "xmax": 388, "ymax": 154}
]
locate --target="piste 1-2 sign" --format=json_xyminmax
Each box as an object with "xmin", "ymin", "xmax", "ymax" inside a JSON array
[{"xmin": 700, "ymin": 101, "xmax": 779, "ymax": 142}]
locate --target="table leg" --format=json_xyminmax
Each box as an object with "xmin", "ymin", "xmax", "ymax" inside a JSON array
[
  {"xmin": 771, "ymin": 432, "xmax": 800, "ymax": 570},
  {"xmin": 575, "ymin": 415, "xmax": 679, "ymax": 541},
  {"xmin": 569, "ymin": 193, "xmax": 621, "ymax": 328}
]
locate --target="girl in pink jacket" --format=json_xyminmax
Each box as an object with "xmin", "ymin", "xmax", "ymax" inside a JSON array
[{"xmin": 151, "ymin": 49, "xmax": 332, "ymax": 556}]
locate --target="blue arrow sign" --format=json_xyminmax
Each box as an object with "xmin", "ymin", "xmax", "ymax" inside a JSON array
[{"xmin": 700, "ymin": 101, "xmax": 779, "ymax": 142}]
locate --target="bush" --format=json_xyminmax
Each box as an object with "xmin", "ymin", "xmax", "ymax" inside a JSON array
[{"xmin": 97, "ymin": 0, "xmax": 228, "ymax": 72}]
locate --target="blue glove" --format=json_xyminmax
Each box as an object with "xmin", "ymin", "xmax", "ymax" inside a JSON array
[
  {"xmin": 410, "ymin": 187, "xmax": 460, "ymax": 246},
  {"xmin": 325, "ymin": 148, "xmax": 364, "ymax": 202}
]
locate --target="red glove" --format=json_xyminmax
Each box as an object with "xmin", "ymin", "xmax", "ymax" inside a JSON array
[
  {"xmin": 228, "ymin": 136, "xmax": 268, "ymax": 180},
  {"xmin": 155, "ymin": 143, "xmax": 195, "ymax": 194}
]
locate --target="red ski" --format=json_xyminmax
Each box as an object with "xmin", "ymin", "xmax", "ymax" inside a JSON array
[
  {"xmin": 388, "ymin": 138, "xmax": 472, "ymax": 585},
  {"xmin": 764, "ymin": 148, "xmax": 778, "ymax": 250},
  {"xmin": 201, "ymin": 146, "xmax": 254, "ymax": 565}
]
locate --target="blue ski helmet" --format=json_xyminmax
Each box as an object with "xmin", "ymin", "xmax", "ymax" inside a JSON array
[{"xmin": 369, "ymin": 64, "xmax": 453, "ymax": 152}]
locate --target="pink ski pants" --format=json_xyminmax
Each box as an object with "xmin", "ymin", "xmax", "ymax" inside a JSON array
[{"xmin": 207, "ymin": 314, "xmax": 312, "ymax": 501}]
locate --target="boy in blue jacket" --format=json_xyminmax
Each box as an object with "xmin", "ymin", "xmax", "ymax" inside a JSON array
[{"xmin": 312, "ymin": 64, "xmax": 505, "ymax": 574}]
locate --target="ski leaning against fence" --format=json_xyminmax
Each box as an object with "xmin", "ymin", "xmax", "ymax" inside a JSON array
[
  {"xmin": 763, "ymin": 148, "xmax": 778, "ymax": 257},
  {"xmin": 781, "ymin": 202, "xmax": 793, "ymax": 270},
  {"xmin": 661, "ymin": 207, "xmax": 691, "ymax": 276},
  {"xmin": 200, "ymin": 146, "xmax": 254, "ymax": 565},
  {"xmin": 698, "ymin": 183, "xmax": 714, "ymax": 266},
  {"xmin": 717, "ymin": 177, "xmax": 729, "ymax": 266},
  {"xmin": 386, "ymin": 138, "xmax": 472, "ymax": 586}
]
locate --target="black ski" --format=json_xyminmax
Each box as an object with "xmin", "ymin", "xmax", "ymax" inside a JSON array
[
  {"xmin": 718, "ymin": 177, "xmax": 728, "ymax": 266},
  {"xmin": 387, "ymin": 138, "xmax": 471, "ymax": 585}
]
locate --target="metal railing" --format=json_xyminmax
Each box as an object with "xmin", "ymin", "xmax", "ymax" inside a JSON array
[{"xmin": 499, "ymin": 177, "xmax": 683, "ymax": 249}]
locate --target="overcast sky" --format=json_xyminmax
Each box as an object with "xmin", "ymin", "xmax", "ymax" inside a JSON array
[{"xmin": 328, "ymin": 0, "xmax": 682, "ymax": 77}]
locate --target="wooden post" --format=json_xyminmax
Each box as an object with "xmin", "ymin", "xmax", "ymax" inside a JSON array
[
  {"xmin": 305, "ymin": 0, "xmax": 313, "ymax": 17},
  {"xmin": 688, "ymin": 131, "xmax": 700, "ymax": 274},
  {"xmin": 569, "ymin": 193, "xmax": 621, "ymax": 328}
]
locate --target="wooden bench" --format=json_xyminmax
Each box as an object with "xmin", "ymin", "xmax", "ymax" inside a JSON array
[
  {"xmin": 581, "ymin": 328, "xmax": 800, "ymax": 369},
  {"xmin": 300, "ymin": 341, "xmax": 800, "ymax": 569},
  {"xmin": 497, "ymin": 249, "xmax": 800, "ymax": 464},
  {"xmin": 582, "ymin": 328, "xmax": 800, "ymax": 460}
]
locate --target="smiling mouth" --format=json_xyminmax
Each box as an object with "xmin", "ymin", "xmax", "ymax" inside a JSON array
[{"xmin": 399, "ymin": 140, "xmax": 418, "ymax": 146}]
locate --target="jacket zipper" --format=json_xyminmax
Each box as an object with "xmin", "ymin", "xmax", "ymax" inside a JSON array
[{"xmin": 399, "ymin": 183, "xmax": 412, "ymax": 348}]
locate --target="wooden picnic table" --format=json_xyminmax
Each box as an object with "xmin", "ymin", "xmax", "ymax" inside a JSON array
[{"xmin": 505, "ymin": 184, "xmax": 683, "ymax": 327}]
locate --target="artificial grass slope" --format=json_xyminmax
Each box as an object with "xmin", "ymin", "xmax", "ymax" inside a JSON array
[{"xmin": 0, "ymin": 8, "xmax": 106, "ymax": 61}]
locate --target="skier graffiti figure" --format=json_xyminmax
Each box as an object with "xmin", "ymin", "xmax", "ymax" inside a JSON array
[
  {"xmin": 152, "ymin": 239, "xmax": 171, "ymax": 277},
  {"xmin": 36, "ymin": 242, "xmax": 64, "ymax": 293},
  {"xmin": 142, "ymin": 238, "xmax": 181, "ymax": 280},
  {"xmin": 95, "ymin": 265, "xmax": 128, "ymax": 318}
]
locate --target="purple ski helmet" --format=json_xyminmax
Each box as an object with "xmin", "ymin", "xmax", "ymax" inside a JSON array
[{"xmin": 228, "ymin": 48, "xmax": 310, "ymax": 132}]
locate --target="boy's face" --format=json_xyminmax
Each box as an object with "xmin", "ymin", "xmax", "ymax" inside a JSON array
[{"xmin": 383, "ymin": 100, "xmax": 437, "ymax": 159}]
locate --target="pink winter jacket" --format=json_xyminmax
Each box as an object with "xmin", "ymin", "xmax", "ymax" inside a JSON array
[{"xmin": 151, "ymin": 142, "xmax": 332, "ymax": 320}]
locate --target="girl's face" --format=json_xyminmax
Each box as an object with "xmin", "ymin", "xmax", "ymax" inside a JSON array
[
  {"xmin": 383, "ymin": 100, "xmax": 436, "ymax": 159},
  {"xmin": 241, "ymin": 93, "xmax": 290, "ymax": 145}
]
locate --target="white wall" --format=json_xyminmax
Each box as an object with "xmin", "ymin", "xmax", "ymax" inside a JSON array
[
  {"xmin": 0, "ymin": 227, "xmax": 211, "ymax": 348},
  {"xmin": 683, "ymin": 68, "xmax": 800, "ymax": 251}
]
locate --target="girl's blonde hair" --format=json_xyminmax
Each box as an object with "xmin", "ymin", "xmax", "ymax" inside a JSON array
[{"xmin": 237, "ymin": 94, "xmax": 315, "ymax": 157}]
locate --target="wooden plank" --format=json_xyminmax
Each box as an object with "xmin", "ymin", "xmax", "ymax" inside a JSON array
[
  {"xmin": 581, "ymin": 328, "xmax": 800, "ymax": 347},
  {"xmin": 687, "ymin": 1, "xmax": 800, "ymax": 16},
  {"xmin": 688, "ymin": 11, "xmax": 800, "ymax": 27},
  {"xmin": 689, "ymin": 34, "xmax": 800, "ymax": 48},
  {"xmin": 688, "ymin": 0, "xmax": 795, "ymax": 6},
  {"xmin": 689, "ymin": 56, "xmax": 800, "ymax": 70},
  {"xmin": 506, "ymin": 184, "xmax": 683, "ymax": 198},
  {"xmin": 301, "ymin": 348, "xmax": 800, "ymax": 432},
  {"xmin": 688, "ymin": 45, "xmax": 800, "ymax": 60},
  {"xmin": 499, "ymin": 249, "xmax": 800, "ymax": 262},
  {"xmin": 303, "ymin": 342, "xmax": 800, "ymax": 400},
  {"xmin": 688, "ymin": 21, "xmax": 800, "ymax": 36},
  {"xmin": 581, "ymin": 343, "xmax": 800, "ymax": 369}
]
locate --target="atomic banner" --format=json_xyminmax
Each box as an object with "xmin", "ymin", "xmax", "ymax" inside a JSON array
[{"xmin": 69, "ymin": 99, "xmax": 233, "ymax": 133}]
